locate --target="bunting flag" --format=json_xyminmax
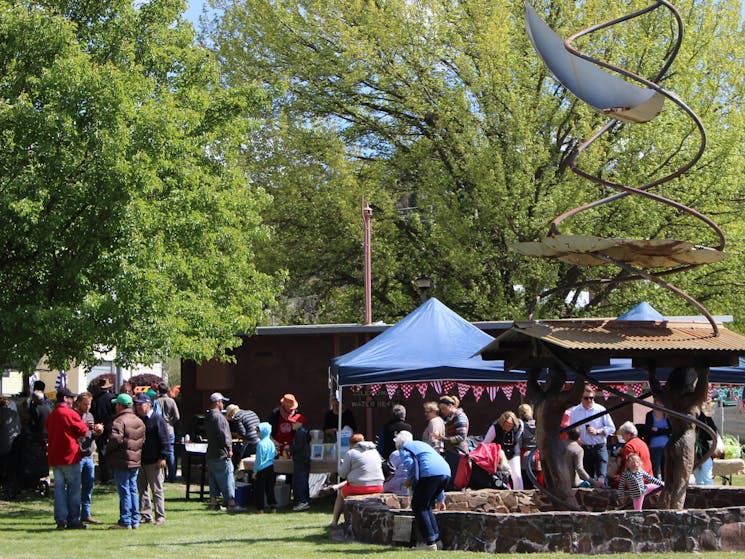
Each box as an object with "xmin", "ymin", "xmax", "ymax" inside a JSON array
[
  {"xmin": 707, "ymin": 385, "xmax": 714, "ymax": 400},
  {"xmin": 517, "ymin": 383, "xmax": 527, "ymax": 397},
  {"xmin": 471, "ymin": 385, "xmax": 484, "ymax": 402},
  {"xmin": 416, "ymin": 383, "xmax": 429, "ymax": 399},
  {"xmin": 631, "ymin": 383, "xmax": 643, "ymax": 398},
  {"xmin": 486, "ymin": 386, "xmax": 498, "ymax": 401},
  {"xmin": 601, "ymin": 389, "xmax": 611, "ymax": 400},
  {"xmin": 431, "ymin": 381, "xmax": 442, "ymax": 395},
  {"xmin": 55, "ymin": 370, "xmax": 68, "ymax": 390},
  {"xmin": 369, "ymin": 384, "xmax": 382, "ymax": 396},
  {"xmin": 502, "ymin": 385, "xmax": 513, "ymax": 400},
  {"xmin": 386, "ymin": 384, "xmax": 398, "ymax": 399},
  {"xmin": 457, "ymin": 383, "xmax": 470, "ymax": 400},
  {"xmin": 28, "ymin": 372, "xmax": 40, "ymax": 394},
  {"xmin": 442, "ymin": 380, "xmax": 455, "ymax": 394},
  {"xmin": 400, "ymin": 384, "xmax": 414, "ymax": 399}
]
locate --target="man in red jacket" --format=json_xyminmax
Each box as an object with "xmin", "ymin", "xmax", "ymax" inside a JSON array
[{"xmin": 46, "ymin": 387, "xmax": 89, "ymax": 530}]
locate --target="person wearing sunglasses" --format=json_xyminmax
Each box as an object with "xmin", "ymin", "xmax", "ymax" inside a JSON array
[{"xmin": 568, "ymin": 388, "xmax": 616, "ymax": 485}]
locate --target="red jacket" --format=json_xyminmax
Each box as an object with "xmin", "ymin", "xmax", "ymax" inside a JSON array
[
  {"xmin": 620, "ymin": 436, "xmax": 653, "ymax": 476},
  {"xmin": 46, "ymin": 403, "xmax": 88, "ymax": 467}
]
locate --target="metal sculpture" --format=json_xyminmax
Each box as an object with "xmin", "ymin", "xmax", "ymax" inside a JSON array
[
  {"xmin": 514, "ymin": 0, "xmax": 726, "ymax": 334},
  {"xmin": 514, "ymin": 1, "xmax": 723, "ymax": 511}
]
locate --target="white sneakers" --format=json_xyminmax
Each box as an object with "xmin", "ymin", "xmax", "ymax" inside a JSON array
[{"xmin": 292, "ymin": 502, "xmax": 310, "ymax": 511}]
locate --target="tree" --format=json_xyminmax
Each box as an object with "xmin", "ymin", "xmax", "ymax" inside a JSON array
[
  {"xmin": 0, "ymin": 0, "xmax": 280, "ymax": 372},
  {"xmin": 204, "ymin": 0, "xmax": 745, "ymax": 326}
]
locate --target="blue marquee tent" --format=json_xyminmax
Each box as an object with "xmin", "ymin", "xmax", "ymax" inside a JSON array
[{"xmin": 331, "ymin": 298, "xmax": 522, "ymax": 387}]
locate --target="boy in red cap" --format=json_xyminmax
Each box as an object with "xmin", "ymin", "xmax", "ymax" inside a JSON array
[{"xmin": 289, "ymin": 413, "xmax": 311, "ymax": 511}]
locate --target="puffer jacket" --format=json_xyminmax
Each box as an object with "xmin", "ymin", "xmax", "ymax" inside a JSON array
[{"xmin": 106, "ymin": 407, "xmax": 145, "ymax": 470}]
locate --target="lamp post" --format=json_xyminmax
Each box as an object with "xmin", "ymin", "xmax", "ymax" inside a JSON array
[{"xmin": 415, "ymin": 274, "xmax": 431, "ymax": 302}]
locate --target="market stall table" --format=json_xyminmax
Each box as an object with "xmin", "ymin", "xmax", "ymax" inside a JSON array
[{"xmin": 237, "ymin": 457, "xmax": 338, "ymax": 476}]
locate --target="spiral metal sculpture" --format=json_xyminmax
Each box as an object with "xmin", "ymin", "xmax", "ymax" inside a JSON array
[{"xmin": 514, "ymin": 0, "xmax": 727, "ymax": 335}]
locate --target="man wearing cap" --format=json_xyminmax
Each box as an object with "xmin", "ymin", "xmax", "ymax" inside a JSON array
[
  {"xmin": 106, "ymin": 393, "xmax": 146, "ymax": 529},
  {"xmin": 267, "ymin": 394, "xmax": 301, "ymax": 456},
  {"xmin": 46, "ymin": 388, "xmax": 90, "ymax": 530},
  {"xmin": 205, "ymin": 392, "xmax": 243, "ymax": 513},
  {"xmin": 134, "ymin": 393, "xmax": 170, "ymax": 525}
]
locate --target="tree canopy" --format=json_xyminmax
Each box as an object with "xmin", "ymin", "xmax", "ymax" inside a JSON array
[
  {"xmin": 0, "ymin": 0, "xmax": 280, "ymax": 371},
  {"xmin": 204, "ymin": 0, "xmax": 745, "ymax": 327}
]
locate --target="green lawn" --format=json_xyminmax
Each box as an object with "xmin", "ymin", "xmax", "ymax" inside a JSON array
[{"xmin": 2, "ymin": 480, "xmax": 745, "ymax": 559}]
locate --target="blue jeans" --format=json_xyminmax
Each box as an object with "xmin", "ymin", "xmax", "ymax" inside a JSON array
[
  {"xmin": 113, "ymin": 468, "xmax": 140, "ymax": 527},
  {"xmin": 207, "ymin": 458, "xmax": 235, "ymax": 504},
  {"xmin": 411, "ymin": 475, "xmax": 449, "ymax": 545},
  {"xmin": 693, "ymin": 457, "xmax": 714, "ymax": 485},
  {"xmin": 53, "ymin": 463, "xmax": 82, "ymax": 526},
  {"xmin": 650, "ymin": 446, "xmax": 665, "ymax": 479},
  {"xmin": 166, "ymin": 432, "xmax": 177, "ymax": 483},
  {"xmin": 79, "ymin": 456, "xmax": 95, "ymax": 519},
  {"xmin": 583, "ymin": 445, "xmax": 609, "ymax": 482}
]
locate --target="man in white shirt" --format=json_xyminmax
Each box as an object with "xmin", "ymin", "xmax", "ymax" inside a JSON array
[{"xmin": 568, "ymin": 388, "xmax": 616, "ymax": 484}]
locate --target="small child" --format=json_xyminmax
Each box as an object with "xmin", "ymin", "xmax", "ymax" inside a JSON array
[
  {"xmin": 617, "ymin": 453, "xmax": 664, "ymax": 510},
  {"xmin": 253, "ymin": 422, "xmax": 278, "ymax": 513},
  {"xmin": 290, "ymin": 414, "xmax": 311, "ymax": 511}
]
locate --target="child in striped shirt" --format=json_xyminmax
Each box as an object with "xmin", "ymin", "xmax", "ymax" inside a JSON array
[{"xmin": 617, "ymin": 453, "xmax": 664, "ymax": 510}]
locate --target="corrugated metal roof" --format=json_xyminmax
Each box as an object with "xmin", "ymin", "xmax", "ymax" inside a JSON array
[{"xmin": 484, "ymin": 319, "xmax": 745, "ymax": 354}]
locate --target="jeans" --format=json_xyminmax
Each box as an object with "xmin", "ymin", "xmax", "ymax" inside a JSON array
[
  {"xmin": 411, "ymin": 474, "xmax": 449, "ymax": 545},
  {"xmin": 693, "ymin": 457, "xmax": 714, "ymax": 485},
  {"xmin": 53, "ymin": 463, "xmax": 82, "ymax": 527},
  {"xmin": 138, "ymin": 462, "xmax": 165, "ymax": 521},
  {"xmin": 292, "ymin": 461, "xmax": 310, "ymax": 504},
  {"xmin": 166, "ymin": 432, "xmax": 177, "ymax": 483},
  {"xmin": 113, "ymin": 467, "xmax": 140, "ymax": 527},
  {"xmin": 207, "ymin": 458, "xmax": 235, "ymax": 504},
  {"xmin": 79, "ymin": 456, "xmax": 95, "ymax": 519},
  {"xmin": 650, "ymin": 446, "xmax": 666, "ymax": 479},
  {"xmin": 583, "ymin": 446, "xmax": 609, "ymax": 482}
]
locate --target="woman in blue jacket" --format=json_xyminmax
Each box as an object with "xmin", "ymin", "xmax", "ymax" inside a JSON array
[{"xmin": 395, "ymin": 431, "xmax": 450, "ymax": 551}]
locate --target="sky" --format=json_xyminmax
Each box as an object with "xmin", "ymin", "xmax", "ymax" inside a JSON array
[{"xmin": 184, "ymin": 0, "xmax": 207, "ymax": 25}]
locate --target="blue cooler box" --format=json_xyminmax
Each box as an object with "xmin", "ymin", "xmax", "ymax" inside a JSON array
[{"xmin": 235, "ymin": 481, "xmax": 253, "ymax": 506}]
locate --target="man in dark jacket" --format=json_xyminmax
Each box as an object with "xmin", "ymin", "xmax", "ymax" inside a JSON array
[
  {"xmin": 106, "ymin": 393, "xmax": 145, "ymax": 529},
  {"xmin": 90, "ymin": 378, "xmax": 116, "ymax": 483},
  {"xmin": 379, "ymin": 404, "xmax": 412, "ymax": 460},
  {"xmin": 134, "ymin": 392, "xmax": 170, "ymax": 525}
]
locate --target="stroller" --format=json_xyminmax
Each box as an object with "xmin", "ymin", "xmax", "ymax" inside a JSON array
[{"xmin": 453, "ymin": 442, "xmax": 512, "ymax": 490}]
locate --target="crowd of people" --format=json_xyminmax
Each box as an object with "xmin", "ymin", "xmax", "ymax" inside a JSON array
[{"xmin": 0, "ymin": 380, "xmax": 727, "ymax": 543}]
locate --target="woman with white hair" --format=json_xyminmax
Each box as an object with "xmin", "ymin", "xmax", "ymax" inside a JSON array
[
  {"xmin": 616, "ymin": 421, "xmax": 653, "ymax": 481},
  {"xmin": 395, "ymin": 430, "xmax": 450, "ymax": 551}
]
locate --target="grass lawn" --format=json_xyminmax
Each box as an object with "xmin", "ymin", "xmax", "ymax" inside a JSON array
[{"xmin": 2, "ymin": 479, "xmax": 745, "ymax": 559}]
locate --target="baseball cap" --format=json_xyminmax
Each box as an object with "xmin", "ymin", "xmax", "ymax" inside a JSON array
[
  {"xmin": 210, "ymin": 392, "xmax": 230, "ymax": 403},
  {"xmin": 288, "ymin": 413, "xmax": 307, "ymax": 424},
  {"xmin": 56, "ymin": 387, "xmax": 75, "ymax": 401},
  {"xmin": 133, "ymin": 392, "xmax": 152, "ymax": 404},
  {"xmin": 112, "ymin": 393, "xmax": 134, "ymax": 407}
]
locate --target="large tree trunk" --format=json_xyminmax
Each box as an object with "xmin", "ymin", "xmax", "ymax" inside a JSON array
[
  {"xmin": 528, "ymin": 368, "xmax": 586, "ymax": 510},
  {"xmin": 649, "ymin": 365, "xmax": 709, "ymax": 510}
]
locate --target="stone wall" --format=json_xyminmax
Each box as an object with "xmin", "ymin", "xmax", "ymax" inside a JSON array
[{"xmin": 343, "ymin": 487, "xmax": 745, "ymax": 554}]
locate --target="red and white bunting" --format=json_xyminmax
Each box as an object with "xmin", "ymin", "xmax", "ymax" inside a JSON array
[
  {"xmin": 369, "ymin": 384, "xmax": 381, "ymax": 396},
  {"xmin": 601, "ymin": 389, "xmax": 611, "ymax": 400},
  {"xmin": 457, "ymin": 383, "xmax": 470, "ymax": 400},
  {"xmin": 502, "ymin": 385, "xmax": 513, "ymax": 400},
  {"xmin": 707, "ymin": 384, "xmax": 714, "ymax": 400},
  {"xmin": 443, "ymin": 381, "xmax": 455, "ymax": 394},
  {"xmin": 486, "ymin": 386, "xmax": 498, "ymax": 401},
  {"xmin": 386, "ymin": 384, "xmax": 399, "ymax": 399},
  {"xmin": 517, "ymin": 383, "xmax": 527, "ymax": 397},
  {"xmin": 416, "ymin": 383, "xmax": 428, "ymax": 399},
  {"xmin": 631, "ymin": 383, "xmax": 643, "ymax": 398},
  {"xmin": 431, "ymin": 381, "xmax": 442, "ymax": 395},
  {"xmin": 400, "ymin": 384, "xmax": 414, "ymax": 399},
  {"xmin": 471, "ymin": 385, "xmax": 484, "ymax": 402}
]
